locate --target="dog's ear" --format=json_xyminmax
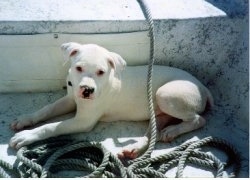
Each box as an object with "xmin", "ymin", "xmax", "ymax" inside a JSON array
[
  {"xmin": 108, "ymin": 52, "xmax": 127, "ymax": 72},
  {"xmin": 61, "ymin": 42, "xmax": 82, "ymax": 63}
]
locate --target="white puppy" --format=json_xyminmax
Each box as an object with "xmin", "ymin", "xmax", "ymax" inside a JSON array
[{"xmin": 10, "ymin": 43, "xmax": 213, "ymax": 159}]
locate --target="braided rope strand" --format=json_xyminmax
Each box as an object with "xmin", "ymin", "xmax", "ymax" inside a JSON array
[
  {"xmin": 136, "ymin": 0, "xmax": 157, "ymax": 162},
  {"xmin": 0, "ymin": 136, "xmax": 241, "ymax": 178}
]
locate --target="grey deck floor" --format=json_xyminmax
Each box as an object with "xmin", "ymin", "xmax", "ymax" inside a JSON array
[{"xmin": 0, "ymin": 91, "xmax": 249, "ymax": 177}]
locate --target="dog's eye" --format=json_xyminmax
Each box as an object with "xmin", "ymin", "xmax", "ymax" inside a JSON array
[
  {"xmin": 76, "ymin": 66, "xmax": 83, "ymax": 72},
  {"xmin": 96, "ymin": 70, "xmax": 105, "ymax": 76}
]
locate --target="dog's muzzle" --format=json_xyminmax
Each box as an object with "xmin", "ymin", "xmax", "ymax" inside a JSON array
[{"xmin": 81, "ymin": 85, "xmax": 95, "ymax": 99}]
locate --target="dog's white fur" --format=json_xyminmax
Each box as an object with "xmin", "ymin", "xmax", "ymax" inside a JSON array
[{"xmin": 10, "ymin": 43, "xmax": 213, "ymax": 159}]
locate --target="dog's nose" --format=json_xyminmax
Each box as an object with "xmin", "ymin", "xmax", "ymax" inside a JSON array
[{"xmin": 81, "ymin": 85, "xmax": 95, "ymax": 98}]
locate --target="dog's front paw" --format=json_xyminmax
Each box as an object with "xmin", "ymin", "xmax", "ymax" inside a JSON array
[
  {"xmin": 9, "ymin": 130, "xmax": 38, "ymax": 149},
  {"xmin": 10, "ymin": 114, "xmax": 35, "ymax": 131}
]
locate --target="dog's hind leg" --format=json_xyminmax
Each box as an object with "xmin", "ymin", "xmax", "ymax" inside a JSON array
[
  {"xmin": 156, "ymin": 80, "xmax": 208, "ymax": 142},
  {"xmin": 117, "ymin": 136, "xmax": 149, "ymax": 159},
  {"xmin": 117, "ymin": 112, "xmax": 182, "ymax": 159},
  {"xmin": 159, "ymin": 115, "xmax": 206, "ymax": 142}
]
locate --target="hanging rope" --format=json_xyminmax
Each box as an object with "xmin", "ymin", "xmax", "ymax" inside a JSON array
[
  {"xmin": 0, "ymin": 0, "xmax": 242, "ymax": 178},
  {"xmin": 134, "ymin": 0, "xmax": 157, "ymax": 163}
]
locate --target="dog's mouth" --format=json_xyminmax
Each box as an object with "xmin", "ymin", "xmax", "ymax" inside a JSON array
[
  {"xmin": 79, "ymin": 94, "xmax": 94, "ymax": 100},
  {"xmin": 82, "ymin": 95, "xmax": 94, "ymax": 100}
]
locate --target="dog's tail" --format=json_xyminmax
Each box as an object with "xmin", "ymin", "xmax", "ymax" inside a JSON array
[{"xmin": 205, "ymin": 87, "xmax": 214, "ymax": 110}]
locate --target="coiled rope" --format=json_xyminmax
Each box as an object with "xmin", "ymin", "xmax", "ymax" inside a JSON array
[
  {"xmin": 0, "ymin": 136, "xmax": 241, "ymax": 178},
  {"xmin": 0, "ymin": 0, "xmax": 242, "ymax": 178}
]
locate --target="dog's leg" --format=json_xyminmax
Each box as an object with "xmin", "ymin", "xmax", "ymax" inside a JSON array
[
  {"xmin": 117, "ymin": 110, "xmax": 170, "ymax": 159},
  {"xmin": 117, "ymin": 112, "xmax": 183, "ymax": 159},
  {"xmin": 117, "ymin": 135, "xmax": 149, "ymax": 159},
  {"xmin": 9, "ymin": 115, "xmax": 97, "ymax": 149},
  {"xmin": 155, "ymin": 112, "xmax": 182, "ymax": 131},
  {"xmin": 160, "ymin": 115, "xmax": 206, "ymax": 142},
  {"xmin": 11, "ymin": 95, "xmax": 76, "ymax": 131},
  {"xmin": 156, "ymin": 81, "xmax": 208, "ymax": 142}
]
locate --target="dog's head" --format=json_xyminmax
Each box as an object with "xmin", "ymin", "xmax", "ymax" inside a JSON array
[{"xmin": 61, "ymin": 42, "xmax": 126, "ymax": 100}]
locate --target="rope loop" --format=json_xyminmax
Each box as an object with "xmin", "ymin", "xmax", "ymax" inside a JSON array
[
  {"xmin": 125, "ymin": 136, "xmax": 241, "ymax": 178},
  {"xmin": 0, "ymin": 136, "xmax": 241, "ymax": 178}
]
